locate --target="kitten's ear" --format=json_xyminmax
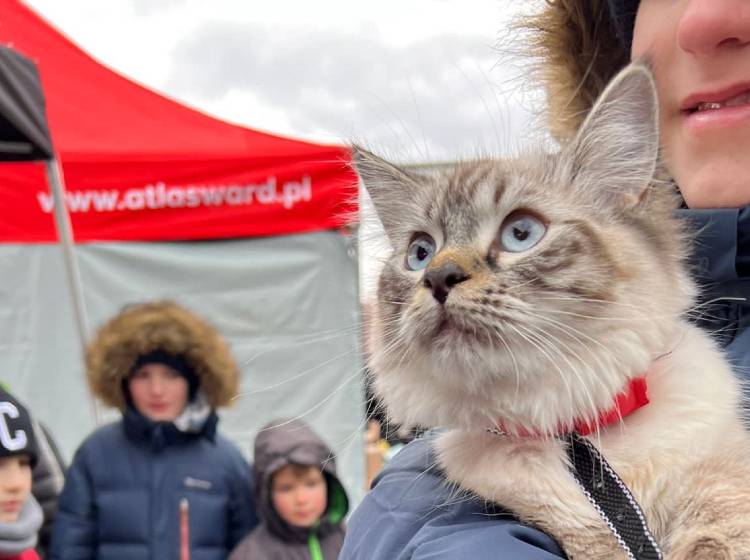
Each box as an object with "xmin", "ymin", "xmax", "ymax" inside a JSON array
[
  {"xmin": 351, "ymin": 145, "xmax": 425, "ymax": 241},
  {"xmin": 567, "ymin": 62, "xmax": 659, "ymax": 207}
]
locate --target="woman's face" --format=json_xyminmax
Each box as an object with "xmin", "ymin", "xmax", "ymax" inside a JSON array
[
  {"xmin": 128, "ymin": 362, "xmax": 189, "ymax": 421},
  {"xmin": 632, "ymin": 0, "xmax": 750, "ymax": 208}
]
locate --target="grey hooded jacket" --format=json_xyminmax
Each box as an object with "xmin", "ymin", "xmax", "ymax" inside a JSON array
[{"xmin": 230, "ymin": 419, "xmax": 348, "ymax": 560}]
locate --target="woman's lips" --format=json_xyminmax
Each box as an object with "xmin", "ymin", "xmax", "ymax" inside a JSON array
[
  {"xmin": 681, "ymin": 83, "xmax": 750, "ymax": 132},
  {"xmin": 683, "ymin": 102, "xmax": 750, "ymax": 133},
  {"xmin": 695, "ymin": 91, "xmax": 750, "ymax": 112},
  {"xmin": 681, "ymin": 81, "xmax": 750, "ymax": 111}
]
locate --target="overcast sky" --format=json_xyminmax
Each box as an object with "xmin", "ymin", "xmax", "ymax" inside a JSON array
[{"xmin": 23, "ymin": 0, "xmax": 545, "ymax": 163}]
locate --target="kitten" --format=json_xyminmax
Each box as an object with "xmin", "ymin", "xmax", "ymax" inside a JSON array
[{"xmin": 353, "ymin": 63, "xmax": 750, "ymax": 560}]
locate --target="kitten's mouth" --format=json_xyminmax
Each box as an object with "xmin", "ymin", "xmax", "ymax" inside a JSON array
[
  {"xmin": 436, "ymin": 317, "xmax": 461, "ymax": 334},
  {"xmin": 431, "ymin": 313, "xmax": 488, "ymax": 345}
]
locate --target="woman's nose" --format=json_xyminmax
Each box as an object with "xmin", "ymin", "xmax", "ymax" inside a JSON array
[{"xmin": 678, "ymin": 0, "xmax": 750, "ymax": 55}]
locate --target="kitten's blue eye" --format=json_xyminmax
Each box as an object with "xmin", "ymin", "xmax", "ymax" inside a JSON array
[
  {"xmin": 406, "ymin": 234, "xmax": 436, "ymax": 271},
  {"xmin": 499, "ymin": 213, "xmax": 546, "ymax": 253}
]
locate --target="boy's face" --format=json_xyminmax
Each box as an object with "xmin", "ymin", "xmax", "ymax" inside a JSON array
[
  {"xmin": 0, "ymin": 455, "xmax": 31, "ymax": 522},
  {"xmin": 128, "ymin": 362, "xmax": 189, "ymax": 421},
  {"xmin": 271, "ymin": 464, "xmax": 328, "ymax": 528}
]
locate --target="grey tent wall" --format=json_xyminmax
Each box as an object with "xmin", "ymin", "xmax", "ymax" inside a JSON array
[{"xmin": 0, "ymin": 230, "xmax": 366, "ymax": 505}]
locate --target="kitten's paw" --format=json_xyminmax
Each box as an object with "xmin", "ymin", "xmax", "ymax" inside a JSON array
[{"xmin": 668, "ymin": 536, "xmax": 733, "ymax": 560}]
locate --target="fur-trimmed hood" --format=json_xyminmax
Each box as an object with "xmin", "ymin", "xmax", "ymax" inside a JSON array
[
  {"xmin": 86, "ymin": 301, "xmax": 239, "ymax": 410},
  {"xmin": 524, "ymin": 0, "xmax": 630, "ymax": 141}
]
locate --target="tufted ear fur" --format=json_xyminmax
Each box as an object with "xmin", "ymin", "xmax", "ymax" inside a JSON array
[
  {"xmin": 567, "ymin": 62, "xmax": 660, "ymax": 209},
  {"xmin": 351, "ymin": 145, "xmax": 427, "ymax": 243}
]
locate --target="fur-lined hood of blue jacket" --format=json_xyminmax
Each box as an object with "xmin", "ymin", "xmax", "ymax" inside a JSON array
[{"xmin": 49, "ymin": 301, "xmax": 258, "ymax": 560}]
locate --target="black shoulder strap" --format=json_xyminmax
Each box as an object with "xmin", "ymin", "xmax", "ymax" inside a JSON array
[{"xmin": 565, "ymin": 433, "xmax": 662, "ymax": 560}]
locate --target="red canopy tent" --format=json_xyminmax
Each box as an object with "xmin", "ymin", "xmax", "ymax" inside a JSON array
[
  {"xmin": 0, "ymin": 0, "xmax": 356, "ymax": 244},
  {"xmin": 0, "ymin": 1, "xmax": 366, "ymax": 497}
]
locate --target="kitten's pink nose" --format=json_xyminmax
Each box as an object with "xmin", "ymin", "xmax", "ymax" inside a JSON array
[{"xmin": 423, "ymin": 262, "xmax": 470, "ymax": 304}]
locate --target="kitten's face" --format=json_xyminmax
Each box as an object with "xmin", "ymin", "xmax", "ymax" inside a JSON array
[{"xmin": 356, "ymin": 64, "xmax": 696, "ymax": 435}]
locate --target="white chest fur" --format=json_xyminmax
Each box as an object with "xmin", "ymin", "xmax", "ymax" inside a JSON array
[{"xmin": 435, "ymin": 325, "xmax": 749, "ymax": 559}]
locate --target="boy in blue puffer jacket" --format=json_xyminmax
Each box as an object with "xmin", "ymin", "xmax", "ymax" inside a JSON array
[{"xmin": 50, "ymin": 301, "xmax": 258, "ymax": 560}]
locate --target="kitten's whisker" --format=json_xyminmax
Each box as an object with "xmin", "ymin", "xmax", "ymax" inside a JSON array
[
  {"xmin": 493, "ymin": 325, "xmax": 523, "ymax": 402},
  {"xmin": 505, "ymin": 322, "xmax": 577, "ymax": 431},
  {"xmin": 684, "ymin": 298, "xmax": 746, "ymax": 323},
  {"xmin": 503, "ymin": 276, "xmax": 543, "ymax": 295},
  {"xmin": 523, "ymin": 322, "xmax": 613, "ymax": 423},
  {"xmin": 330, "ymin": 397, "xmax": 385, "ymax": 464},
  {"xmin": 239, "ymin": 324, "xmax": 363, "ymax": 366},
  {"xmin": 475, "ymin": 299, "xmax": 619, "ymax": 375},
  {"xmin": 544, "ymin": 326, "xmax": 615, "ymax": 381},
  {"xmin": 261, "ymin": 367, "xmax": 364, "ymax": 430},
  {"xmin": 522, "ymin": 295, "xmax": 650, "ymax": 310},
  {"xmin": 519, "ymin": 308, "xmax": 621, "ymax": 366},
  {"xmin": 515, "ymin": 323, "xmax": 601, "ymax": 430},
  {"xmin": 235, "ymin": 347, "xmax": 359, "ymax": 398},
  {"xmin": 378, "ymin": 300, "xmax": 410, "ymax": 306},
  {"xmin": 521, "ymin": 295, "xmax": 689, "ymax": 323},
  {"xmin": 365, "ymin": 92, "xmax": 424, "ymax": 158},
  {"xmin": 534, "ymin": 308, "xmax": 671, "ymax": 322},
  {"xmin": 450, "ymin": 59, "xmax": 503, "ymax": 155},
  {"xmin": 459, "ymin": 302, "xmax": 529, "ymax": 403},
  {"xmin": 486, "ymin": 289, "xmax": 675, "ymax": 327}
]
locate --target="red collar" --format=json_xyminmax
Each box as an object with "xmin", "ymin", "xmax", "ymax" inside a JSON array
[
  {"xmin": 571, "ymin": 376, "xmax": 649, "ymax": 436},
  {"xmin": 496, "ymin": 377, "xmax": 650, "ymax": 437}
]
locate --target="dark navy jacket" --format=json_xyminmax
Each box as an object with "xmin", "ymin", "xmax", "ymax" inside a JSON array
[
  {"xmin": 49, "ymin": 408, "xmax": 258, "ymax": 560},
  {"xmin": 341, "ymin": 208, "xmax": 750, "ymax": 559}
]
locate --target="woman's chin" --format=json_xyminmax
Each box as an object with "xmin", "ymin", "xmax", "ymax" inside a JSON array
[{"xmin": 674, "ymin": 151, "xmax": 750, "ymax": 208}]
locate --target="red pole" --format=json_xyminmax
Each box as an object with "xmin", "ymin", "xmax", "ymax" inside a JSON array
[{"xmin": 180, "ymin": 498, "xmax": 190, "ymax": 560}]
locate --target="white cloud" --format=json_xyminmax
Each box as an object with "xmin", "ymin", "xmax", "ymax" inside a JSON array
[
  {"xmin": 168, "ymin": 20, "xmax": 542, "ymax": 160},
  {"xmin": 24, "ymin": 0, "xmax": 545, "ymax": 161}
]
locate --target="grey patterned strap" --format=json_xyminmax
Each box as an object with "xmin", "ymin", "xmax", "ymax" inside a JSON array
[{"xmin": 565, "ymin": 433, "xmax": 662, "ymax": 560}]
